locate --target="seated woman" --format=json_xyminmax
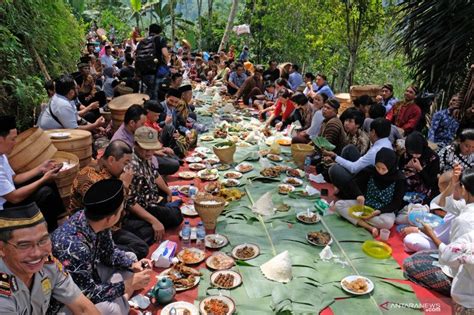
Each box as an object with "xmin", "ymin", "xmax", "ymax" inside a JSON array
[
  {"xmin": 400, "ymin": 131, "xmax": 440, "ymax": 203},
  {"xmin": 403, "ymin": 167, "xmax": 474, "ymax": 297},
  {"xmin": 289, "ymin": 93, "xmax": 313, "ymax": 130},
  {"xmin": 335, "ymin": 148, "xmax": 405, "ymax": 237},
  {"xmin": 438, "ymin": 128, "xmax": 474, "ymax": 173},
  {"xmin": 291, "ymin": 93, "xmax": 328, "ymax": 144},
  {"xmin": 254, "ymin": 81, "xmax": 277, "ymax": 113},
  {"xmin": 264, "ymin": 88, "xmax": 294, "ymax": 131},
  {"xmin": 386, "ymin": 85, "xmax": 422, "ymax": 135}
]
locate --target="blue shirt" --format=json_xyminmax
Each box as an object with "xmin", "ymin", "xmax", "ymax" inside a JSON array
[
  {"xmin": 288, "ymin": 72, "xmax": 303, "ymax": 91},
  {"xmin": 382, "ymin": 97, "xmax": 398, "ymax": 113},
  {"xmin": 100, "ymin": 54, "xmax": 115, "ymax": 68},
  {"xmin": 229, "ymin": 72, "xmax": 248, "ymax": 88},
  {"xmin": 335, "ymin": 137, "xmax": 393, "ymax": 174},
  {"xmin": 428, "ymin": 109, "xmax": 460, "ymax": 147},
  {"xmin": 37, "ymin": 94, "xmax": 78, "ymax": 130},
  {"xmin": 315, "ymin": 84, "xmax": 334, "ymax": 98}
]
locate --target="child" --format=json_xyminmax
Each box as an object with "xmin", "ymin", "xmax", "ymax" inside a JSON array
[{"xmin": 335, "ymin": 148, "xmax": 406, "ymax": 237}]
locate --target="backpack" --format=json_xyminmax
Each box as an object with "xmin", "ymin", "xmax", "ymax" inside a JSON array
[{"xmin": 135, "ymin": 35, "xmax": 159, "ymax": 76}]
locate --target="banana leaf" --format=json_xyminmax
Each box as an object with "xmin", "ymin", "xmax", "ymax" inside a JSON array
[{"xmin": 312, "ymin": 136, "xmax": 336, "ymax": 151}]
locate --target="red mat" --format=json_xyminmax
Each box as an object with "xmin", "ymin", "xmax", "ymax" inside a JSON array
[{"xmin": 130, "ymin": 164, "xmax": 453, "ymax": 314}]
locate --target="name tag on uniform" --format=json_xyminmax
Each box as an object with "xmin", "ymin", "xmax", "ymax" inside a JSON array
[{"xmin": 41, "ymin": 278, "xmax": 51, "ymax": 295}]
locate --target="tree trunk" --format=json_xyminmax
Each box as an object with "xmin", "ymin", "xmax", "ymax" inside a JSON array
[
  {"xmin": 196, "ymin": 0, "xmax": 203, "ymax": 50},
  {"xmin": 207, "ymin": 0, "xmax": 214, "ymax": 50},
  {"xmin": 219, "ymin": 0, "xmax": 239, "ymax": 52},
  {"xmin": 170, "ymin": 0, "xmax": 176, "ymax": 42}
]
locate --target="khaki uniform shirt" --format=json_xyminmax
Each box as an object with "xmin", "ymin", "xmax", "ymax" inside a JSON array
[{"xmin": 0, "ymin": 256, "xmax": 81, "ymax": 315}]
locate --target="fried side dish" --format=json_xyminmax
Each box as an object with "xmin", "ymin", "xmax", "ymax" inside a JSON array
[
  {"xmin": 298, "ymin": 213, "xmax": 318, "ymax": 223},
  {"xmin": 165, "ymin": 263, "xmax": 201, "ymax": 289},
  {"xmin": 214, "ymin": 273, "xmax": 235, "ymax": 288},
  {"xmin": 204, "ymin": 299, "xmax": 230, "ymax": 315},
  {"xmin": 235, "ymin": 246, "xmax": 255, "ymax": 259},
  {"xmin": 307, "ymin": 231, "xmax": 331, "ymax": 245},
  {"xmin": 343, "ymin": 278, "xmax": 369, "ymax": 293},
  {"xmin": 180, "ymin": 249, "xmax": 203, "ymax": 264}
]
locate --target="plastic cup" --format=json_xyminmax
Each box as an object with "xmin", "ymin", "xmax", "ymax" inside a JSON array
[{"xmin": 380, "ymin": 228, "xmax": 390, "ymax": 242}]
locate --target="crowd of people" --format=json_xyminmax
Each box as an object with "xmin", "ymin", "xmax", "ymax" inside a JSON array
[{"xmin": 0, "ymin": 21, "xmax": 474, "ymax": 314}]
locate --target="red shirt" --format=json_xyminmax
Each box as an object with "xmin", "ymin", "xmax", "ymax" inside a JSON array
[
  {"xmin": 386, "ymin": 101, "xmax": 421, "ymax": 134},
  {"xmin": 273, "ymin": 99, "xmax": 296, "ymax": 122},
  {"xmin": 144, "ymin": 119, "xmax": 161, "ymax": 132}
]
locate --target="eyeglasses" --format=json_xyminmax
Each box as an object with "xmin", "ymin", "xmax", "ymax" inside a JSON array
[{"xmin": 6, "ymin": 235, "xmax": 51, "ymax": 252}]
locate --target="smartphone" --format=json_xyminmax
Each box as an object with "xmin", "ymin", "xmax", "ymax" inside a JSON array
[{"xmin": 321, "ymin": 188, "xmax": 328, "ymax": 196}]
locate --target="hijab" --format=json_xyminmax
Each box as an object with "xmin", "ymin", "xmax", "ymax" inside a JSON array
[{"xmin": 369, "ymin": 147, "xmax": 404, "ymax": 188}]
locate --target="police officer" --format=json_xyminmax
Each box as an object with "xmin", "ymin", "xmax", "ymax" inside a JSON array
[{"xmin": 0, "ymin": 202, "xmax": 99, "ymax": 314}]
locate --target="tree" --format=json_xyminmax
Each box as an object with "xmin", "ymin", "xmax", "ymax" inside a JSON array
[
  {"xmin": 196, "ymin": 0, "xmax": 203, "ymax": 50},
  {"xmin": 394, "ymin": 0, "xmax": 474, "ymax": 97},
  {"xmin": 219, "ymin": 0, "xmax": 239, "ymax": 52}
]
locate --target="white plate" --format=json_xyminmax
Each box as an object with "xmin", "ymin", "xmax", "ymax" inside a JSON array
[
  {"xmin": 158, "ymin": 269, "xmax": 200, "ymax": 292},
  {"xmin": 189, "ymin": 163, "xmax": 206, "ymax": 171},
  {"xmin": 278, "ymin": 184, "xmax": 295, "ymax": 195},
  {"xmin": 161, "ymin": 301, "xmax": 199, "ymax": 315},
  {"xmin": 207, "ymin": 158, "xmax": 220, "ymax": 165},
  {"xmin": 186, "ymin": 156, "xmax": 203, "ymax": 163},
  {"xmin": 231, "ymin": 243, "xmax": 260, "ymax": 261},
  {"xmin": 296, "ymin": 211, "xmax": 320, "ymax": 224},
  {"xmin": 235, "ymin": 163, "xmax": 254, "ymax": 173},
  {"xmin": 178, "ymin": 171, "xmax": 197, "ymax": 179},
  {"xmin": 306, "ymin": 232, "xmax": 333, "ymax": 247},
  {"xmin": 49, "ymin": 132, "xmax": 71, "ymax": 139},
  {"xmin": 201, "ymin": 135, "xmax": 214, "ymax": 141},
  {"xmin": 206, "ymin": 253, "xmax": 235, "ymax": 270},
  {"xmin": 283, "ymin": 177, "xmax": 303, "ymax": 187},
  {"xmin": 197, "ymin": 169, "xmax": 219, "ymax": 181},
  {"xmin": 267, "ymin": 154, "xmax": 283, "ymax": 162},
  {"xmin": 195, "ymin": 147, "xmax": 211, "ymax": 154},
  {"xmin": 199, "ymin": 295, "xmax": 236, "ymax": 315},
  {"xmin": 205, "ymin": 234, "xmax": 229, "ymax": 249},
  {"xmin": 224, "ymin": 171, "xmax": 243, "ymax": 179},
  {"xmin": 341, "ymin": 275, "xmax": 374, "ymax": 295},
  {"xmin": 286, "ymin": 168, "xmax": 305, "ymax": 178},
  {"xmin": 222, "ymin": 179, "xmax": 240, "ymax": 187},
  {"xmin": 181, "ymin": 204, "xmax": 198, "ymax": 216},
  {"xmin": 179, "ymin": 227, "xmax": 197, "ymax": 240},
  {"xmin": 177, "ymin": 248, "xmax": 207, "ymax": 265},
  {"xmin": 210, "ymin": 270, "xmax": 242, "ymax": 289}
]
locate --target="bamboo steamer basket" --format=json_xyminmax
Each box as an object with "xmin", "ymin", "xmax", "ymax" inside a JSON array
[
  {"xmin": 335, "ymin": 93, "xmax": 353, "ymax": 115},
  {"xmin": 44, "ymin": 129, "xmax": 93, "ymax": 168},
  {"xmin": 108, "ymin": 93, "xmax": 149, "ymax": 130},
  {"xmin": 8, "ymin": 127, "xmax": 57, "ymax": 173},
  {"xmin": 291, "ymin": 143, "xmax": 315, "ymax": 169},
  {"xmin": 349, "ymin": 85, "xmax": 382, "ymax": 101},
  {"xmin": 194, "ymin": 195, "xmax": 226, "ymax": 230},
  {"xmin": 51, "ymin": 151, "xmax": 80, "ymax": 199},
  {"xmin": 213, "ymin": 143, "xmax": 236, "ymax": 165}
]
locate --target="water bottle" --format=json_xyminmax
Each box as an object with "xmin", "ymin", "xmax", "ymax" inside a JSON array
[
  {"xmin": 181, "ymin": 221, "xmax": 191, "ymax": 248},
  {"xmin": 304, "ymin": 155, "xmax": 312, "ymax": 177},
  {"xmin": 188, "ymin": 183, "xmax": 197, "ymax": 205},
  {"xmin": 196, "ymin": 221, "xmax": 206, "ymax": 250}
]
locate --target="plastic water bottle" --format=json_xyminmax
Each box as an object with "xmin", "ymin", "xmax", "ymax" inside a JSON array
[
  {"xmin": 181, "ymin": 221, "xmax": 191, "ymax": 248},
  {"xmin": 188, "ymin": 183, "xmax": 197, "ymax": 205},
  {"xmin": 196, "ymin": 221, "xmax": 206, "ymax": 250},
  {"xmin": 304, "ymin": 155, "xmax": 312, "ymax": 177}
]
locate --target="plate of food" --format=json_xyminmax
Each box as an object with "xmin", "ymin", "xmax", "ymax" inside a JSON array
[
  {"xmin": 286, "ymin": 168, "xmax": 305, "ymax": 178},
  {"xmin": 49, "ymin": 132, "xmax": 71, "ymax": 140},
  {"xmin": 267, "ymin": 154, "xmax": 283, "ymax": 162},
  {"xmin": 276, "ymin": 137, "xmax": 292, "ymax": 146},
  {"xmin": 204, "ymin": 181, "xmax": 221, "ymax": 194},
  {"xmin": 278, "ymin": 184, "xmax": 295, "ymax": 195},
  {"xmin": 210, "ymin": 270, "xmax": 242, "ymax": 289},
  {"xmin": 348, "ymin": 205, "xmax": 375, "ymax": 219},
  {"xmin": 197, "ymin": 169, "xmax": 219, "ymax": 181},
  {"xmin": 224, "ymin": 171, "xmax": 243, "ymax": 179},
  {"xmin": 177, "ymin": 248, "xmax": 207, "ymax": 265},
  {"xmin": 181, "ymin": 204, "xmax": 198, "ymax": 216},
  {"xmin": 231, "ymin": 243, "xmax": 260, "ymax": 261},
  {"xmin": 159, "ymin": 263, "xmax": 201, "ymax": 291},
  {"xmin": 178, "ymin": 185, "xmax": 190, "ymax": 196},
  {"xmin": 217, "ymin": 164, "xmax": 231, "ymax": 171},
  {"xmin": 195, "ymin": 147, "xmax": 212, "ymax": 154},
  {"xmin": 178, "ymin": 171, "xmax": 197, "ymax": 179},
  {"xmin": 189, "ymin": 163, "xmax": 206, "ymax": 171},
  {"xmin": 260, "ymin": 167, "xmax": 280, "ymax": 178},
  {"xmin": 205, "ymin": 252, "xmax": 235, "ymax": 270},
  {"xmin": 341, "ymin": 275, "xmax": 374, "ymax": 295},
  {"xmin": 306, "ymin": 231, "xmax": 333, "ymax": 246},
  {"xmin": 296, "ymin": 211, "xmax": 320, "ymax": 224},
  {"xmin": 201, "ymin": 135, "xmax": 214, "ymax": 141},
  {"xmin": 199, "ymin": 295, "xmax": 235, "ymax": 315},
  {"xmin": 235, "ymin": 163, "xmax": 254, "ymax": 173},
  {"xmin": 185, "ymin": 156, "xmax": 203, "ymax": 163},
  {"xmin": 205, "ymin": 234, "xmax": 229, "ymax": 249},
  {"xmin": 161, "ymin": 301, "xmax": 199, "ymax": 315},
  {"xmin": 207, "ymin": 158, "xmax": 220, "ymax": 165},
  {"xmin": 222, "ymin": 179, "xmax": 240, "ymax": 187},
  {"xmin": 284, "ymin": 177, "xmax": 303, "ymax": 187},
  {"xmin": 192, "ymin": 151, "xmax": 207, "ymax": 159}
]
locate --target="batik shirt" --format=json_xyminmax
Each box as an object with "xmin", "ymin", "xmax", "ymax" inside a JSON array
[
  {"xmin": 347, "ymin": 129, "xmax": 371, "ymax": 155},
  {"xmin": 127, "ymin": 152, "xmax": 162, "ymax": 209},
  {"xmin": 51, "ymin": 211, "xmax": 135, "ymax": 304},
  {"xmin": 438, "ymin": 144, "xmax": 474, "ymax": 173},
  {"xmin": 428, "ymin": 109, "xmax": 459, "ymax": 147}
]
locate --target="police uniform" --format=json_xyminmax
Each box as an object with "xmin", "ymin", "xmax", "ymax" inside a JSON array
[{"xmin": 0, "ymin": 255, "xmax": 82, "ymax": 315}]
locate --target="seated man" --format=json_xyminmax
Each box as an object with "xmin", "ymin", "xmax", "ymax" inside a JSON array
[
  {"xmin": 69, "ymin": 139, "xmax": 149, "ymax": 260},
  {"xmin": 318, "ymin": 98, "xmax": 347, "ymax": 155},
  {"xmin": 340, "ymin": 107, "xmax": 371, "ymax": 156},
  {"xmin": 0, "ymin": 115, "xmax": 66, "ymax": 231},
  {"xmin": 324, "ymin": 118, "xmax": 392, "ymax": 198},
  {"xmin": 234, "ymin": 66, "xmax": 264, "ymax": 106},
  {"xmin": 0, "ymin": 203, "xmax": 99, "ymax": 314},
  {"xmin": 363, "ymin": 104, "xmax": 402, "ymax": 145},
  {"xmin": 123, "ymin": 126, "xmax": 183, "ymax": 244},
  {"xmin": 52, "ymin": 179, "xmax": 152, "ymax": 315},
  {"xmin": 428, "ymin": 94, "xmax": 461, "ymax": 148},
  {"xmin": 227, "ymin": 63, "xmax": 248, "ymax": 95}
]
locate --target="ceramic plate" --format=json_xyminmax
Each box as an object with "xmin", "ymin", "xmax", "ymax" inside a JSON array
[
  {"xmin": 267, "ymin": 154, "xmax": 283, "ymax": 162},
  {"xmin": 217, "ymin": 164, "xmax": 231, "ymax": 171},
  {"xmin": 283, "ymin": 177, "xmax": 303, "ymax": 187},
  {"xmin": 158, "ymin": 269, "xmax": 200, "ymax": 292},
  {"xmin": 199, "ymin": 295, "xmax": 236, "ymax": 315},
  {"xmin": 278, "ymin": 184, "xmax": 295, "ymax": 195},
  {"xmin": 205, "ymin": 253, "xmax": 235, "ymax": 270},
  {"xmin": 49, "ymin": 132, "xmax": 71, "ymax": 139},
  {"xmin": 222, "ymin": 179, "xmax": 240, "ymax": 187},
  {"xmin": 197, "ymin": 169, "xmax": 219, "ymax": 181},
  {"xmin": 296, "ymin": 211, "xmax": 320, "ymax": 224},
  {"xmin": 210, "ymin": 270, "xmax": 242, "ymax": 289},
  {"xmin": 231, "ymin": 243, "xmax": 260, "ymax": 261},
  {"xmin": 185, "ymin": 156, "xmax": 203, "ymax": 163},
  {"xmin": 201, "ymin": 135, "xmax": 214, "ymax": 141},
  {"xmin": 341, "ymin": 275, "xmax": 374, "ymax": 295},
  {"xmin": 235, "ymin": 163, "xmax": 254, "ymax": 173},
  {"xmin": 189, "ymin": 163, "xmax": 206, "ymax": 171},
  {"xmin": 161, "ymin": 301, "xmax": 199, "ymax": 315},
  {"xmin": 224, "ymin": 171, "xmax": 243, "ymax": 179},
  {"xmin": 286, "ymin": 168, "xmax": 305, "ymax": 178},
  {"xmin": 306, "ymin": 231, "xmax": 333, "ymax": 246},
  {"xmin": 205, "ymin": 234, "xmax": 229, "ymax": 249},
  {"xmin": 195, "ymin": 147, "xmax": 211, "ymax": 154},
  {"xmin": 177, "ymin": 248, "xmax": 207, "ymax": 265},
  {"xmin": 178, "ymin": 171, "xmax": 197, "ymax": 179},
  {"xmin": 181, "ymin": 204, "xmax": 198, "ymax": 216}
]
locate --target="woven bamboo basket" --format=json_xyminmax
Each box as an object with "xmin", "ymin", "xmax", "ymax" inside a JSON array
[
  {"xmin": 44, "ymin": 129, "xmax": 93, "ymax": 168},
  {"xmin": 194, "ymin": 195, "xmax": 226, "ymax": 230},
  {"xmin": 108, "ymin": 93, "xmax": 149, "ymax": 130},
  {"xmin": 8, "ymin": 127, "xmax": 57, "ymax": 173},
  {"xmin": 213, "ymin": 143, "xmax": 236, "ymax": 165},
  {"xmin": 335, "ymin": 93, "xmax": 352, "ymax": 115},
  {"xmin": 350, "ymin": 85, "xmax": 382, "ymax": 101},
  {"xmin": 51, "ymin": 151, "xmax": 80, "ymax": 198},
  {"xmin": 291, "ymin": 143, "xmax": 315, "ymax": 169}
]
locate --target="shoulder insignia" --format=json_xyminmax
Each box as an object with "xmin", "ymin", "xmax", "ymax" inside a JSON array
[
  {"xmin": 41, "ymin": 277, "xmax": 51, "ymax": 295},
  {"xmin": 45, "ymin": 255, "xmax": 68, "ymax": 276},
  {"xmin": 9, "ymin": 276, "xmax": 18, "ymax": 293},
  {"xmin": 0, "ymin": 273, "xmax": 12, "ymax": 296}
]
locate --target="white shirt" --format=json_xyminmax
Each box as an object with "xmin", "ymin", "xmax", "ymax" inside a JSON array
[
  {"xmin": 439, "ymin": 230, "xmax": 474, "ymax": 308},
  {"xmin": 306, "ymin": 109, "xmax": 324, "ymax": 139},
  {"xmin": 429, "ymin": 195, "xmax": 465, "ymax": 244},
  {"xmin": 0, "ymin": 154, "xmax": 15, "ymax": 210},
  {"xmin": 37, "ymin": 94, "xmax": 78, "ymax": 130},
  {"xmin": 334, "ymin": 137, "xmax": 393, "ymax": 174},
  {"xmin": 303, "ymin": 83, "xmax": 318, "ymax": 96}
]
